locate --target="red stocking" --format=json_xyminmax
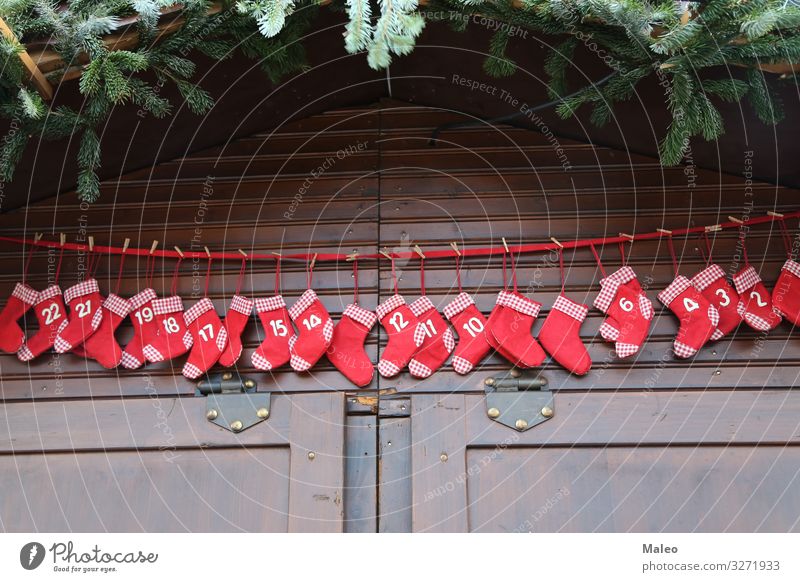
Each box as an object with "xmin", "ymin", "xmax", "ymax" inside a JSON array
[
  {"xmin": 121, "ymin": 288, "xmax": 158, "ymax": 369},
  {"xmin": 734, "ymin": 265, "xmax": 782, "ymax": 331},
  {"xmin": 408, "ymin": 296, "xmax": 455, "ymax": 378},
  {"xmin": 774, "ymin": 259, "xmax": 800, "ymax": 326},
  {"xmin": 17, "ymin": 285, "xmax": 67, "ymax": 361},
  {"xmin": 690, "ymin": 264, "xmax": 742, "ymax": 339},
  {"xmin": 443, "ymin": 292, "xmax": 491, "ymax": 375},
  {"xmin": 143, "ymin": 296, "xmax": 193, "ymax": 362},
  {"xmin": 658, "ymin": 275, "xmax": 719, "ymax": 358},
  {"xmin": 251, "ymin": 295, "xmax": 294, "ymax": 371},
  {"xmin": 218, "ymin": 295, "xmax": 254, "ymax": 367},
  {"xmin": 327, "ymin": 303, "xmax": 377, "ymax": 387},
  {"xmin": 82, "ymin": 294, "xmax": 132, "ymax": 368},
  {"xmin": 54, "ymin": 279, "xmax": 104, "ymax": 353},
  {"xmin": 182, "ymin": 297, "xmax": 228, "ymax": 379}
]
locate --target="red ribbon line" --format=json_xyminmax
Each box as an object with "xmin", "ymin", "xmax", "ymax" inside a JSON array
[{"xmin": 1, "ymin": 211, "xmax": 796, "ymax": 263}]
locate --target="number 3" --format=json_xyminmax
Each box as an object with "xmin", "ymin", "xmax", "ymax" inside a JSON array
[{"xmin": 715, "ymin": 288, "xmax": 730, "ymax": 307}]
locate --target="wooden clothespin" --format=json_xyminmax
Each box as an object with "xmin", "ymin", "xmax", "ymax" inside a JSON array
[
  {"xmin": 271, "ymin": 251, "xmax": 282, "ymax": 258},
  {"xmin": 450, "ymin": 242, "xmax": 461, "ymax": 256},
  {"xmin": 501, "ymin": 237, "xmax": 510, "ymax": 253},
  {"xmin": 59, "ymin": 233, "xmax": 66, "ymax": 246},
  {"xmin": 88, "ymin": 236, "xmax": 94, "ymax": 252},
  {"xmin": 309, "ymin": 253, "xmax": 317, "ymax": 270},
  {"xmin": 174, "ymin": 246, "xmax": 185, "ymax": 258},
  {"xmin": 656, "ymin": 228, "xmax": 673, "ymax": 235},
  {"xmin": 149, "ymin": 240, "xmax": 159, "ymax": 254},
  {"xmin": 550, "ymin": 237, "xmax": 564, "ymax": 248},
  {"xmin": 705, "ymin": 224, "xmax": 722, "ymax": 233},
  {"xmin": 767, "ymin": 211, "xmax": 785, "ymax": 218},
  {"xmin": 121, "ymin": 238, "xmax": 130, "ymax": 253},
  {"xmin": 346, "ymin": 251, "xmax": 359, "ymax": 262},
  {"xmin": 203, "ymin": 246, "xmax": 212, "ymax": 258},
  {"xmin": 728, "ymin": 216, "xmax": 744, "ymax": 224},
  {"xmin": 379, "ymin": 249, "xmax": 393, "ymax": 260},
  {"xmin": 238, "ymin": 249, "xmax": 248, "ymax": 258},
  {"xmin": 33, "ymin": 232, "xmax": 43, "ymax": 242},
  {"xmin": 619, "ymin": 232, "xmax": 635, "ymax": 241},
  {"xmin": 413, "ymin": 245, "xmax": 426, "ymax": 260}
]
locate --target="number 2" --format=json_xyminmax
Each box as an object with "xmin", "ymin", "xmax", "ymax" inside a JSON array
[
  {"xmin": 75, "ymin": 300, "xmax": 91, "ymax": 319},
  {"xmin": 751, "ymin": 291, "xmax": 768, "ymax": 307},
  {"xmin": 41, "ymin": 303, "xmax": 60, "ymax": 325},
  {"xmin": 389, "ymin": 312, "xmax": 408, "ymax": 332}
]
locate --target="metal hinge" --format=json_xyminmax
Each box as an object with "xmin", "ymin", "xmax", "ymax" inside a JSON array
[
  {"xmin": 484, "ymin": 370, "xmax": 553, "ymax": 432},
  {"xmin": 197, "ymin": 371, "xmax": 270, "ymax": 433}
]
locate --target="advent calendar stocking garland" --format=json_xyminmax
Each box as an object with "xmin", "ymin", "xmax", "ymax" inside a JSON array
[
  {"xmin": 656, "ymin": 232, "xmax": 719, "ymax": 359},
  {"xmin": 326, "ymin": 256, "xmax": 377, "ymax": 387},
  {"xmin": 17, "ymin": 240, "xmax": 65, "ymax": 360},
  {"xmin": 251, "ymin": 258, "xmax": 294, "ymax": 371},
  {"xmin": 442, "ymin": 249, "xmax": 491, "ymax": 375},
  {"xmin": 732, "ymin": 225, "xmax": 782, "ymax": 331},
  {"xmin": 218, "ymin": 257, "xmax": 254, "ymax": 367},
  {"xmin": 538, "ymin": 246, "xmax": 592, "ymax": 375},
  {"xmin": 407, "ymin": 253, "xmax": 455, "ymax": 379},
  {"xmin": 771, "ymin": 217, "xmax": 800, "ymax": 326}
]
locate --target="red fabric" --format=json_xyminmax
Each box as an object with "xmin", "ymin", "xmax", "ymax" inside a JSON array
[
  {"xmin": 83, "ymin": 294, "xmax": 131, "ymax": 368},
  {"xmin": 54, "ymin": 279, "xmax": 104, "ymax": 353},
  {"xmin": 594, "ymin": 269, "xmax": 653, "ymax": 359},
  {"xmin": 0, "ymin": 282, "xmax": 37, "ymax": 353},
  {"xmin": 408, "ymin": 297, "xmax": 455, "ymax": 379},
  {"xmin": 218, "ymin": 295, "xmax": 254, "ymax": 367},
  {"xmin": 538, "ymin": 294, "xmax": 591, "ymax": 375},
  {"xmin": 486, "ymin": 291, "xmax": 546, "ymax": 368},
  {"xmin": 182, "ymin": 298, "xmax": 228, "ymax": 379},
  {"xmin": 658, "ymin": 276, "xmax": 719, "ymax": 359},
  {"xmin": 121, "ymin": 289, "xmax": 158, "ymax": 369},
  {"xmin": 377, "ymin": 295, "xmax": 421, "ymax": 378},
  {"xmin": 143, "ymin": 296, "xmax": 192, "ymax": 363},
  {"xmin": 690, "ymin": 265, "xmax": 742, "ymax": 338},
  {"xmin": 734, "ymin": 266, "xmax": 782, "ymax": 331},
  {"xmin": 251, "ymin": 296, "xmax": 294, "ymax": 371},
  {"xmin": 17, "ymin": 286, "xmax": 67, "ymax": 361},
  {"xmin": 326, "ymin": 304, "xmax": 376, "ymax": 387},
  {"xmin": 773, "ymin": 260, "xmax": 800, "ymax": 326},
  {"xmin": 443, "ymin": 292, "xmax": 491, "ymax": 375},
  {"xmin": 288, "ymin": 289, "xmax": 334, "ymax": 372}
]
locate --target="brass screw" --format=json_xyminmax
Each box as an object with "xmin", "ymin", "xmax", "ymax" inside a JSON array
[
  {"xmin": 230, "ymin": 420, "xmax": 243, "ymax": 432},
  {"xmin": 206, "ymin": 409, "xmax": 218, "ymax": 420},
  {"xmin": 515, "ymin": 419, "xmax": 528, "ymax": 430},
  {"xmin": 487, "ymin": 407, "xmax": 500, "ymax": 419},
  {"xmin": 257, "ymin": 407, "xmax": 269, "ymax": 419},
  {"xmin": 440, "ymin": 453, "xmax": 448, "ymax": 462},
  {"xmin": 541, "ymin": 406, "xmax": 554, "ymax": 418},
  {"xmin": 485, "ymin": 377, "xmax": 495, "ymax": 386},
  {"xmin": 222, "ymin": 372, "xmax": 233, "ymax": 381},
  {"xmin": 308, "ymin": 451, "xmax": 316, "ymax": 461},
  {"xmin": 510, "ymin": 368, "xmax": 521, "ymax": 378},
  {"xmin": 244, "ymin": 379, "xmax": 255, "ymax": 389}
]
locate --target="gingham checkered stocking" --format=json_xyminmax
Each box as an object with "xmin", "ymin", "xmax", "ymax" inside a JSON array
[
  {"xmin": 54, "ymin": 279, "xmax": 104, "ymax": 353},
  {"xmin": 327, "ymin": 303, "xmax": 377, "ymax": 387},
  {"xmin": 120, "ymin": 288, "xmax": 158, "ymax": 369},
  {"xmin": 17, "ymin": 285, "xmax": 66, "ymax": 361},
  {"xmin": 218, "ymin": 295, "xmax": 254, "ymax": 367},
  {"xmin": 690, "ymin": 264, "xmax": 742, "ymax": 339},
  {"xmin": 288, "ymin": 289, "xmax": 334, "ymax": 372},
  {"xmin": 593, "ymin": 266, "xmax": 654, "ymax": 358},
  {"xmin": 658, "ymin": 275, "xmax": 719, "ymax": 358},
  {"xmin": 487, "ymin": 291, "xmax": 546, "ymax": 368},
  {"xmin": 182, "ymin": 298, "xmax": 228, "ymax": 379},
  {"xmin": 407, "ymin": 296, "xmax": 454, "ymax": 378},
  {"xmin": 539, "ymin": 294, "xmax": 591, "ymax": 375},
  {"xmin": 251, "ymin": 296, "xmax": 294, "ymax": 371},
  {"xmin": 82, "ymin": 294, "xmax": 132, "ymax": 368},
  {"xmin": 143, "ymin": 296, "xmax": 193, "ymax": 363},
  {"xmin": 773, "ymin": 259, "xmax": 800, "ymax": 326},
  {"xmin": 377, "ymin": 294, "xmax": 422, "ymax": 378},
  {"xmin": 443, "ymin": 292, "xmax": 491, "ymax": 375},
  {"xmin": 733, "ymin": 266, "xmax": 782, "ymax": 331}
]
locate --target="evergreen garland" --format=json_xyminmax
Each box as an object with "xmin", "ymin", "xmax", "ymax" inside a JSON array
[{"xmin": 0, "ymin": 0, "xmax": 798, "ymax": 201}]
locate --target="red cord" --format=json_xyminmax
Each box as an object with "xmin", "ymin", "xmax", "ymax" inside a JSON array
[
  {"xmin": 204, "ymin": 257, "xmax": 212, "ymax": 297},
  {"xmin": 170, "ymin": 258, "xmax": 182, "ymax": 296},
  {"xmin": 501, "ymin": 253, "xmax": 507, "ymax": 290},
  {"xmin": 665, "ymin": 234, "xmax": 678, "ymax": 277},
  {"xmin": 589, "ymin": 243, "xmax": 607, "ymax": 278},
  {"xmin": 455, "ymin": 254, "xmax": 462, "ymax": 293},
  {"xmin": 559, "ymin": 247, "xmax": 565, "ymax": 294},
  {"xmin": 53, "ymin": 247, "xmax": 65, "ymax": 284},
  {"xmin": 509, "ymin": 250, "xmax": 518, "ymax": 292},
  {"xmin": 739, "ymin": 227, "xmax": 750, "ymax": 266},
  {"xmin": 419, "ymin": 257, "xmax": 426, "ymax": 296},
  {"xmin": 115, "ymin": 253, "xmax": 126, "ymax": 295},
  {"xmin": 618, "ymin": 241, "xmax": 627, "ymax": 267},
  {"xmin": 352, "ymin": 258, "xmax": 359, "ymax": 305},
  {"xmin": 306, "ymin": 256, "xmax": 314, "ymax": 289},
  {"xmin": 235, "ymin": 258, "xmax": 246, "ymax": 296},
  {"xmin": 390, "ymin": 256, "xmax": 398, "ymax": 295},
  {"xmin": 22, "ymin": 240, "xmax": 37, "ymax": 285},
  {"xmin": 702, "ymin": 231, "xmax": 713, "ymax": 267},
  {"xmin": 778, "ymin": 217, "xmax": 793, "ymax": 259},
  {"xmin": 274, "ymin": 257, "xmax": 281, "ymax": 295}
]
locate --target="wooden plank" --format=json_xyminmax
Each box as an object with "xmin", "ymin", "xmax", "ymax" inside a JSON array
[
  {"xmin": 463, "ymin": 390, "xmax": 800, "ymax": 446},
  {"xmin": 378, "ymin": 416, "xmax": 413, "ymax": 532},
  {"xmin": 287, "ymin": 392, "xmax": 346, "ymax": 532},
  {"xmin": 344, "ymin": 414, "xmax": 377, "ymax": 532},
  {"xmin": 409, "ymin": 393, "xmax": 469, "ymax": 532},
  {"xmin": 0, "ymin": 17, "xmax": 53, "ymax": 100}
]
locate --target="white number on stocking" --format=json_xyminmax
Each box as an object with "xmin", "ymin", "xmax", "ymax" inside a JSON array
[
  {"xmin": 163, "ymin": 317, "xmax": 180, "ymax": 334},
  {"xmin": 715, "ymin": 288, "xmax": 731, "ymax": 307},
  {"xmin": 198, "ymin": 323, "xmax": 215, "ymax": 342},
  {"xmin": 421, "ymin": 319, "xmax": 438, "ymax": 338},
  {"xmin": 683, "ymin": 297, "xmax": 700, "ymax": 312},
  {"xmin": 619, "ymin": 298, "xmax": 634, "ymax": 312},
  {"xmin": 389, "ymin": 312, "xmax": 409, "ymax": 333},
  {"xmin": 302, "ymin": 314, "xmax": 322, "ymax": 330},
  {"xmin": 75, "ymin": 300, "xmax": 92, "ymax": 319},
  {"xmin": 462, "ymin": 317, "xmax": 484, "ymax": 338},
  {"xmin": 750, "ymin": 291, "xmax": 768, "ymax": 307},
  {"xmin": 270, "ymin": 319, "xmax": 288, "ymax": 337},
  {"xmin": 41, "ymin": 303, "xmax": 61, "ymax": 325},
  {"xmin": 134, "ymin": 307, "xmax": 154, "ymax": 324}
]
